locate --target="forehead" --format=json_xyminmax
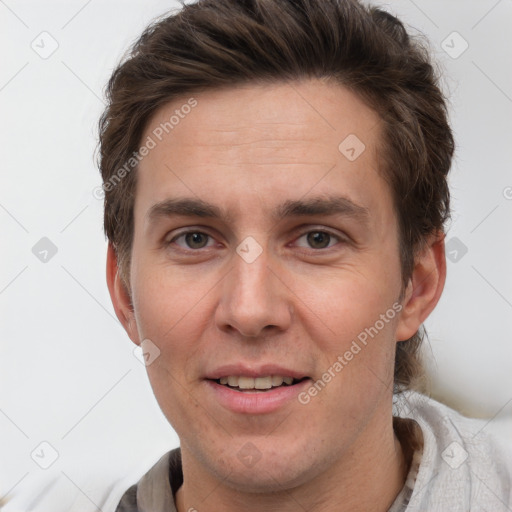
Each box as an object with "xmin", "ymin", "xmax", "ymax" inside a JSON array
[{"xmin": 136, "ymin": 79, "xmax": 391, "ymax": 226}]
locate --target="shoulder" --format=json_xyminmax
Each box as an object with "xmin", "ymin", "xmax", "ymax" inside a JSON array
[
  {"xmin": 115, "ymin": 484, "xmax": 138, "ymax": 512},
  {"xmin": 115, "ymin": 449, "xmax": 180, "ymax": 512},
  {"xmin": 395, "ymin": 391, "xmax": 512, "ymax": 511},
  {"xmin": 0, "ymin": 468, "xmax": 139, "ymax": 512}
]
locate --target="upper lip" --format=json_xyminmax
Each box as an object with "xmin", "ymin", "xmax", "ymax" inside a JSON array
[{"xmin": 205, "ymin": 364, "xmax": 309, "ymax": 380}]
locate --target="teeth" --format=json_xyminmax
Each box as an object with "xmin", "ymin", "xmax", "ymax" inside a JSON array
[
  {"xmin": 272, "ymin": 376, "xmax": 284, "ymax": 386},
  {"xmin": 238, "ymin": 377, "xmax": 254, "ymax": 389},
  {"xmin": 254, "ymin": 377, "xmax": 272, "ymax": 389},
  {"xmin": 218, "ymin": 375, "xmax": 297, "ymax": 390}
]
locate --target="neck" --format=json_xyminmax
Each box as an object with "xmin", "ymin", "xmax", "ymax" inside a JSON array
[{"xmin": 175, "ymin": 415, "xmax": 409, "ymax": 512}]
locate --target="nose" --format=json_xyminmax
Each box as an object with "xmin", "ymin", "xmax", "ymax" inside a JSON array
[{"xmin": 215, "ymin": 246, "xmax": 293, "ymax": 338}]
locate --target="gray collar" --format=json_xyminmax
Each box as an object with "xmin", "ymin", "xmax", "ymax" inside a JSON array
[{"xmin": 136, "ymin": 450, "xmax": 178, "ymax": 512}]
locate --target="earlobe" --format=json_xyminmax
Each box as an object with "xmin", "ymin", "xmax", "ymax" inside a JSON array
[
  {"xmin": 106, "ymin": 244, "xmax": 140, "ymax": 345},
  {"xmin": 395, "ymin": 232, "xmax": 447, "ymax": 342}
]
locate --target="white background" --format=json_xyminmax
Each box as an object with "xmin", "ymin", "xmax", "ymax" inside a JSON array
[{"xmin": 1, "ymin": 0, "xmax": 511, "ymax": 509}]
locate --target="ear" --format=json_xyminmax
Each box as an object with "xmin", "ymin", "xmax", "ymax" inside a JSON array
[
  {"xmin": 395, "ymin": 231, "xmax": 447, "ymax": 342},
  {"xmin": 106, "ymin": 243, "xmax": 140, "ymax": 346}
]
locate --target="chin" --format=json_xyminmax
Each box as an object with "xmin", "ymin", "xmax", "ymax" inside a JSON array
[
  {"xmin": 222, "ymin": 465, "xmax": 312, "ymax": 494},
  {"xmin": 206, "ymin": 442, "xmax": 332, "ymax": 494}
]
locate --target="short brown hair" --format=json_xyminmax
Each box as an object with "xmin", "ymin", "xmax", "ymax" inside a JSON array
[{"xmin": 97, "ymin": 0, "xmax": 454, "ymax": 393}]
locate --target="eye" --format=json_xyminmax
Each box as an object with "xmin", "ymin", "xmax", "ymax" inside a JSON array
[
  {"xmin": 295, "ymin": 230, "xmax": 341, "ymax": 250},
  {"xmin": 170, "ymin": 231, "xmax": 214, "ymax": 250}
]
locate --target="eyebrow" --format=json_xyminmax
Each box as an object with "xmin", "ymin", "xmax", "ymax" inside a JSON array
[
  {"xmin": 146, "ymin": 195, "xmax": 370, "ymax": 225},
  {"xmin": 275, "ymin": 196, "xmax": 369, "ymax": 223}
]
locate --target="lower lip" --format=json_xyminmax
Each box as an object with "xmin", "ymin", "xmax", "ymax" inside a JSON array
[{"xmin": 205, "ymin": 379, "xmax": 311, "ymax": 414}]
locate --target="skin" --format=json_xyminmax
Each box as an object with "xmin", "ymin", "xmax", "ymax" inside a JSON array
[{"xmin": 107, "ymin": 79, "xmax": 446, "ymax": 512}]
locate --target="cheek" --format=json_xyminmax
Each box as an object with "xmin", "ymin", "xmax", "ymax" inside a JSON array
[
  {"xmin": 132, "ymin": 269, "xmax": 214, "ymax": 423},
  {"xmin": 145, "ymin": 358, "xmax": 213, "ymax": 441},
  {"xmin": 131, "ymin": 265, "xmax": 218, "ymax": 388},
  {"xmin": 293, "ymin": 266, "xmax": 401, "ymax": 396},
  {"xmin": 132, "ymin": 259, "xmax": 208, "ymax": 334},
  {"xmin": 296, "ymin": 267, "xmax": 399, "ymax": 341}
]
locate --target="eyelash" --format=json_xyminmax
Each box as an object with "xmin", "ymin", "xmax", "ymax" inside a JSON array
[{"xmin": 167, "ymin": 228, "xmax": 345, "ymax": 252}]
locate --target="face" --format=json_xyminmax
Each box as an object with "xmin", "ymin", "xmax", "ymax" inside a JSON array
[{"xmin": 110, "ymin": 79, "xmax": 429, "ymax": 493}]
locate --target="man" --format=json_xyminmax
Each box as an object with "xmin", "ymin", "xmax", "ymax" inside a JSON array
[{"xmin": 97, "ymin": 0, "xmax": 512, "ymax": 510}]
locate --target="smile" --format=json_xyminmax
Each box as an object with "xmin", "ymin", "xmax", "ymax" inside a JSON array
[
  {"xmin": 205, "ymin": 376, "xmax": 311, "ymax": 414},
  {"xmin": 215, "ymin": 375, "xmax": 306, "ymax": 391}
]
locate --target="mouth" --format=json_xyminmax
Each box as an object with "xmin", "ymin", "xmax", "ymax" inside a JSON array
[
  {"xmin": 211, "ymin": 375, "xmax": 309, "ymax": 392},
  {"xmin": 204, "ymin": 365, "xmax": 312, "ymax": 413}
]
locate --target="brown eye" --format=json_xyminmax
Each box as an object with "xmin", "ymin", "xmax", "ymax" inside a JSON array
[
  {"xmin": 170, "ymin": 231, "xmax": 214, "ymax": 250},
  {"xmin": 184, "ymin": 232, "xmax": 209, "ymax": 249},
  {"xmin": 306, "ymin": 231, "xmax": 332, "ymax": 249}
]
